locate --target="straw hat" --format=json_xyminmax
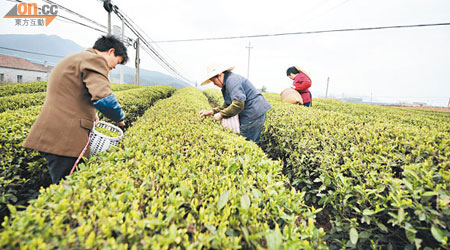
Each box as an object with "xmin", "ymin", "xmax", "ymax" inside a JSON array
[{"xmin": 200, "ymin": 64, "xmax": 235, "ymax": 86}]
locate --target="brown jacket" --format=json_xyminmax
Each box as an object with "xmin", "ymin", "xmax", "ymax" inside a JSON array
[{"xmin": 24, "ymin": 49, "xmax": 112, "ymax": 157}]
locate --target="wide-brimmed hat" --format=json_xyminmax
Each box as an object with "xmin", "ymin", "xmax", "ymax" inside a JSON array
[{"xmin": 200, "ymin": 64, "xmax": 235, "ymax": 86}]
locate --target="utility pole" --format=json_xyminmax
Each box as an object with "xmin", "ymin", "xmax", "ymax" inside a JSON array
[
  {"xmin": 103, "ymin": 0, "xmax": 113, "ymax": 81},
  {"xmin": 103, "ymin": 0, "xmax": 112, "ymax": 36},
  {"xmin": 120, "ymin": 19, "xmax": 124, "ymax": 84},
  {"xmin": 134, "ymin": 38, "xmax": 140, "ymax": 86},
  {"xmin": 448, "ymin": 97, "xmax": 450, "ymax": 108},
  {"xmin": 325, "ymin": 77, "xmax": 329, "ymax": 98},
  {"xmin": 112, "ymin": 25, "xmax": 124, "ymax": 84},
  {"xmin": 246, "ymin": 42, "xmax": 253, "ymax": 79}
]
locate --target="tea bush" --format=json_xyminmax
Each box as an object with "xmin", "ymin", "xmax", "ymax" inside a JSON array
[
  {"xmin": 200, "ymin": 90, "xmax": 449, "ymax": 248},
  {"xmin": 0, "ymin": 88, "xmax": 327, "ymax": 249},
  {"xmin": 0, "ymin": 82, "xmax": 142, "ymax": 113},
  {"xmin": 203, "ymin": 88, "xmax": 224, "ymax": 107},
  {"xmin": 260, "ymin": 94, "xmax": 449, "ymax": 249},
  {"xmin": 313, "ymin": 98, "xmax": 450, "ymax": 131},
  {"xmin": 0, "ymin": 86, "xmax": 175, "ymax": 224},
  {"xmin": 0, "ymin": 81, "xmax": 47, "ymax": 97}
]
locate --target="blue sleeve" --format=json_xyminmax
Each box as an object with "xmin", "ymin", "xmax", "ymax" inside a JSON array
[{"xmin": 92, "ymin": 94, "xmax": 125, "ymax": 122}]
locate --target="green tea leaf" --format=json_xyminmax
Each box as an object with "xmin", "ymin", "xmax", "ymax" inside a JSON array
[
  {"xmin": 405, "ymin": 230, "xmax": 415, "ymax": 243},
  {"xmin": 431, "ymin": 225, "xmax": 445, "ymax": 243},
  {"xmin": 6, "ymin": 204, "xmax": 16, "ymax": 215},
  {"xmin": 422, "ymin": 191, "xmax": 438, "ymax": 197},
  {"xmin": 350, "ymin": 227, "xmax": 358, "ymax": 245},
  {"xmin": 240, "ymin": 193, "xmax": 250, "ymax": 210},
  {"xmin": 217, "ymin": 190, "xmax": 230, "ymax": 210},
  {"xmin": 363, "ymin": 209, "xmax": 375, "ymax": 216},
  {"xmin": 266, "ymin": 227, "xmax": 282, "ymax": 250}
]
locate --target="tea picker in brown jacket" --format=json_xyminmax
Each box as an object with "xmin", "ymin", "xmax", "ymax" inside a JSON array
[{"xmin": 24, "ymin": 36, "xmax": 128, "ymax": 184}]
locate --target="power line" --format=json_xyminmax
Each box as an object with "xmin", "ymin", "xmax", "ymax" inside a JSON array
[
  {"xmin": 0, "ymin": 46, "xmax": 64, "ymax": 58},
  {"xmin": 89, "ymin": 0, "xmax": 195, "ymax": 83},
  {"xmin": 8, "ymin": 0, "xmax": 129, "ymax": 44},
  {"xmin": 39, "ymin": 0, "xmax": 107, "ymax": 30},
  {"xmin": 305, "ymin": 0, "xmax": 352, "ymax": 26},
  {"xmin": 290, "ymin": 0, "xmax": 351, "ymax": 28},
  {"xmin": 5, "ymin": 0, "xmax": 192, "ymax": 83},
  {"xmin": 57, "ymin": 14, "xmax": 107, "ymax": 34},
  {"xmin": 113, "ymin": 7, "xmax": 193, "ymax": 82},
  {"xmin": 53, "ymin": 14, "xmax": 134, "ymax": 46},
  {"xmin": 112, "ymin": 6, "xmax": 194, "ymax": 84},
  {"xmin": 7, "ymin": 0, "xmax": 108, "ymax": 34},
  {"xmin": 3, "ymin": 1, "xmax": 194, "ymax": 85},
  {"xmin": 153, "ymin": 22, "xmax": 450, "ymax": 43}
]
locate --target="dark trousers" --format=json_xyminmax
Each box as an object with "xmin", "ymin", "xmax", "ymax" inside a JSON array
[
  {"xmin": 40, "ymin": 152, "xmax": 82, "ymax": 184},
  {"xmin": 240, "ymin": 114, "xmax": 266, "ymax": 144},
  {"xmin": 303, "ymin": 102, "xmax": 311, "ymax": 107}
]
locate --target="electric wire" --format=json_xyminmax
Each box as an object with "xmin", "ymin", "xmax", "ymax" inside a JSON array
[
  {"xmin": 40, "ymin": 0, "xmax": 107, "ymax": 29},
  {"xmin": 5, "ymin": 0, "xmax": 449, "ymax": 87},
  {"xmin": 0, "ymin": 46, "xmax": 64, "ymax": 58},
  {"xmin": 7, "ymin": 0, "xmax": 107, "ymax": 33},
  {"xmin": 113, "ymin": 7, "xmax": 193, "ymax": 82},
  {"xmin": 57, "ymin": 15, "xmax": 107, "ymax": 33},
  {"xmin": 7, "ymin": 0, "xmax": 135, "ymax": 43},
  {"xmin": 4, "ymin": 0, "xmax": 190, "ymax": 82},
  {"xmin": 153, "ymin": 22, "xmax": 450, "ymax": 43},
  {"xmin": 112, "ymin": 6, "xmax": 194, "ymax": 84},
  {"xmin": 302, "ymin": 0, "xmax": 352, "ymax": 26},
  {"xmin": 286, "ymin": 0, "xmax": 346, "ymax": 28}
]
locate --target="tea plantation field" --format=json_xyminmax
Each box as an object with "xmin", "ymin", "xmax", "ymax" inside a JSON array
[
  {"xmin": 205, "ymin": 89, "xmax": 449, "ymax": 249},
  {"xmin": 0, "ymin": 82, "xmax": 448, "ymax": 249}
]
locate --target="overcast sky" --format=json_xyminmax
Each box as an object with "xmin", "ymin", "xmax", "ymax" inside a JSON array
[{"xmin": 1, "ymin": 0, "xmax": 450, "ymax": 106}]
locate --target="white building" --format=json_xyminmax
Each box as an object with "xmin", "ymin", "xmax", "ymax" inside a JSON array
[{"xmin": 0, "ymin": 54, "xmax": 52, "ymax": 84}]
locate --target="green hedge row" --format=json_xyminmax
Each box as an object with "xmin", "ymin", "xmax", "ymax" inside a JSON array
[
  {"xmin": 313, "ymin": 98, "xmax": 450, "ymax": 131},
  {"xmin": 102, "ymin": 85, "xmax": 174, "ymax": 130},
  {"xmin": 260, "ymin": 94, "xmax": 449, "ymax": 249},
  {"xmin": 0, "ymin": 81, "xmax": 47, "ymax": 97},
  {"xmin": 200, "ymin": 90, "xmax": 449, "ymax": 248},
  {"xmin": 0, "ymin": 87, "xmax": 326, "ymax": 249},
  {"xmin": 203, "ymin": 88, "xmax": 224, "ymax": 107},
  {"xmin": 0, "ymin": 86, "xmax": 175, "ymax": 225},
  {"xmin": 0, "ymin": 83, "xmax": 142, "ymax": 113},
  {"xmin": 0, "ymin": 81, "xmax": 141, "ymax": 98}
]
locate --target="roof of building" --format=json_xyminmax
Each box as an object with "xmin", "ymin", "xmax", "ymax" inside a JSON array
[
  {"xmin": 0, "ymin": 54, "xmax": 51, "ymax": 73},
  {"xmin": 32, "ymin": 62, "xmax": 54, "ymax": 72}
]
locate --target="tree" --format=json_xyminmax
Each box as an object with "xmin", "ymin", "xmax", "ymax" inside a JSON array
[{"xmin": 261, "ymin": 85, "xmax": 267, "ymax": 93}]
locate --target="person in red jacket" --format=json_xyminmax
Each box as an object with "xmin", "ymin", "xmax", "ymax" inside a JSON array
[{"xmin": 286, "ymin": 66, "xmax": 312, "ymax": 107}]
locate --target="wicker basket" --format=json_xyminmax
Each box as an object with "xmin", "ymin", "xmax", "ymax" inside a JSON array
[{"xmin": 89, "ymin": 121, "xmax": 123, "ymax": 155}]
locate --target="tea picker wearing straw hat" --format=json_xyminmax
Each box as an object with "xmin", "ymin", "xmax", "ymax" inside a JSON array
[{"xmin": 199, "ymin": 64, "xmax": 271, "ymax": 144}]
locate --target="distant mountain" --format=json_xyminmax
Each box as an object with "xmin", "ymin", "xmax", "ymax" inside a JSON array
[
  {"xmin": 0, "ymin": 34, "xmax": 192, "ymax": 88},
  {"xmin": 109, "ymin": 67, "xmax": 191, "ymax": 89},
  {"xmin": 0, "ymin": 34, "xmax": 84, "ymax": 63}
]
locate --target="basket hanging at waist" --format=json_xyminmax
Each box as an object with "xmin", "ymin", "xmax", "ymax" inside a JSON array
[
  {"xmin": 89, "ymin": 121, "xmax": 124, "ymax": 155},
  {"xmin": 69, "ymin": 121, "xmax": 123, "ymax": 176}
]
